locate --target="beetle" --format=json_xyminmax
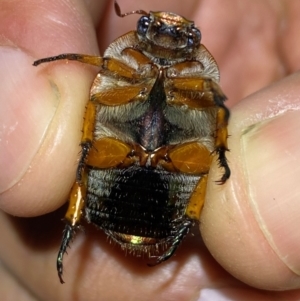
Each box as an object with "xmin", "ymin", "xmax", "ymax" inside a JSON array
[{"xmin": 33, "ymin": 1, "xmax": 230, "ymax": 283}]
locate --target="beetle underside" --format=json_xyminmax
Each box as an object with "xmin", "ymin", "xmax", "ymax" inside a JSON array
[{"xmin": 33, "ymin": 3, "xmax": 230, "ymax": 283}]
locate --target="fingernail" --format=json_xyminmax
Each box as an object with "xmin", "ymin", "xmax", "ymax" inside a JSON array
[
  {"xmin": 242, "ymin": 111, "xmax": 300, "ymax": 274},
  {"xmin": 0, "ymin": 47, "xmax": 58, "ymax": 193}
]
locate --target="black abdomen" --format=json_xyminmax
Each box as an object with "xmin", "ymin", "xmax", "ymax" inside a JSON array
[{"xmin": 85, "ymin": 166, "xmax": 200, "ymax": 243}]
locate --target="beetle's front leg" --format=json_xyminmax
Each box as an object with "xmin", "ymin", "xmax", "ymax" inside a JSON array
[
  {"xmin": 33, "ymin": 53, "xmax": 103, "ymax": 67},
  {"xmin": 57, "ymin": 101, "xmax": 96, "ymax": 283}
]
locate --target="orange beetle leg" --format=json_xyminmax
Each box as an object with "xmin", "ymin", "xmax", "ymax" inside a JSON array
[
  {"xmin": 57, "ymin": 96, "xmax": 97, "ymax": 283},
  {"xmin": 185, "ymin": 174, "xmax": 208, "ymax": 221},
  {"xmin": 33, "ymin": 53, "xmax": 103, "ymax": 67},
  {"xmin": 215, "ymin": 107, "xmax": 229, "ymax": 150},
  {"xmin": 215, "ymin": 106, "xmax": 230, "ymax": 184},
  {"xmin": 57, "ymin": 173, "xmax": 88, "ymax": 283},
  {"xmin": 64, "ymin": 181, "xmax": 87, "ymax": 226},
  {"xmin": 82, "ymin": 101, "xmax": 96, "ymax": 143},
  {"xmin": 76, "ymin": 101, "xmax": 96, "ymax": 182},
  {"xmin": 91, "ymin": 55, "xmax": 156, "ymax": 106}
]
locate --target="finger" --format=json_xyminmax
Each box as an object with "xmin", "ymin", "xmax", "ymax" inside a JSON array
[
  {"xmin": 0, "ymin": 260, "xmax": 37, "ymax": 301},
  {"xmin": 0, "ymin": 209, "xmax": 232, "ymax": 301},
  {"xmin": 2, "ymin": 211, "xmax": 300, "ymax": 301},
  {"xmin": 280, "ymin": 0, "xmax": 300, "ymax": 73},
  {"xmin": 194, "ymin": 0, "xmax": 285, "ymax": 106},
  {"xmin": 202, "ymin": 72, "xmax": 300, "ymax": 290},
  {"xmin": 0, "ymin": 0, "xmax": 105, "ymax": 216}
]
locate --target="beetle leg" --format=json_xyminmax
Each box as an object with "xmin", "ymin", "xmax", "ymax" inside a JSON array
[
  {"xmin": 148, "ymin": 220, "xmax": 193, "ymax": 266},
  {"xmin": 165, "ymin": 74, "xmax": 230, "ymax": 183},
  {"xmin": 185, "ymin": 174, "xmax": 208, "ymax": 220},
  {"xmin": 33, "ymin": 53, "xmax": 103, "ymax": 67},
  {"xmin": 57, "ymin": 180, "xmax": 87, "ymax": 283},
  {"xmin": 203, "ymin": 80, "xmax": 231, "ymax": 184},
  {"xmin": 57, "ymin": 101, "xmax": 96, "ymax": 283},
  {"xmin": 214, "ymin": 105, "xmax": 230, "ymax": 184},
  {"xmin": 77, "ymin": 101, "xmax": 96, "ymax": 181},
  {"xmin": 57, "ymin": 224, "xmax": 77, "ymax": 284},
  {"xmin": 150, "ymin": 174, "xmax": 208, "ymax": 265}
]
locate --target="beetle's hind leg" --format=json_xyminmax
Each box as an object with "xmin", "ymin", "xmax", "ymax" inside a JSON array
[
  {"xmin": 57, "ymin": 224, "xmax": 77, "ymax": 283},
  {"xmin": 56, "ymin": 101, "xmax": 96, "ymax": 283},
  {"xmin": 33, "ymin": 50, "xmax": 100, "ymax": 283},
  {"xmin": 57, "ymin": 180, "xmax": 87, "ymax": 283},
  {"xmin": 149, "ymin": 220, "xmax": 194, "ymax": 266}
]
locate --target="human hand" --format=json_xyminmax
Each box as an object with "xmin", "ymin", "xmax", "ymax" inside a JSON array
[{"xmin": 1, "ymin": 0, "xmax": 300, "ymax": 300}]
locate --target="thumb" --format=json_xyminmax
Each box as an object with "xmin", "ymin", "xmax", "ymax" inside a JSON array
[
  {"xmin": 0, "ymin": 0, "xmax": 101, "ymax": 216},
  {"xmin": 201, "ymin": 72, "xmax": 300, "ymax": 290}
]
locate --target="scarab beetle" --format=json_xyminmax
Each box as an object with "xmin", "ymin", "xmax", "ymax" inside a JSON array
[{"xmin": 34, "ymin": 2, "xmax": 230, "ymax": 283}]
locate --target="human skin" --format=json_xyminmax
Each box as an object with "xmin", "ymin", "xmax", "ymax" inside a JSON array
[{"xmin": 1, "ymin": 0, "xmax": 300, "ymax": 300}]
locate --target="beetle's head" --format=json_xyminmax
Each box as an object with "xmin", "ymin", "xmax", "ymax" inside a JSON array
[
  {"xmin": 136, "ymin": 11, "xmax": 201, "ymax": 52},
  {"xmin": 114, "ymin": 1, "xmax": 201, "ymax": 53}
]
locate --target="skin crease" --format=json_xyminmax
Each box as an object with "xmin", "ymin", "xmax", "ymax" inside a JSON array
[{"xmin": 0, "ymin": 0, "xmax": 300, "ymax": 300}]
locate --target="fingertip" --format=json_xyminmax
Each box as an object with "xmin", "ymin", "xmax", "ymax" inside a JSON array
[
  {"xmin": 201, "ymin": 73, "xmax": 300, "ymax": 290},
  {"xmin": 0, "ymin": 57, "xmax": 96, "ymax": 217},
  {"xmin": 242, "ymin": 111, "xmax": 300, "ymax": 274},
  {"xmin": 0, "ymin": 46, "xmax": 58, "ymax": 196},
  {"xmin": 201, "ymin": 156, "xmax": 300, "ymax": 290},
  {"xmin": 0, "ymin": 0, "xmax": 101, "ymax": 217}
]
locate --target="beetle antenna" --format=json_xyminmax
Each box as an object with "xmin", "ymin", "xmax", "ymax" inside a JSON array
[{"xmin": 114, "ymin": 0, "xmax": 147, "ymax": 17}]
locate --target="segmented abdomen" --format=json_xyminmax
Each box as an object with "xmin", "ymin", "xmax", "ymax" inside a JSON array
[{"xmin": 85, "ymin": 165, "xmax": 201, "ymax": 240}]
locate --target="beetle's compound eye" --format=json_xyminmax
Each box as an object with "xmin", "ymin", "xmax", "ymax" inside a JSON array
[
  {"xmin": 187, "ymin": 27, "xmax": 201, "ymax": 48},
  {"xmin": 137, "ymin": 15, "xmax": 150, "ymax": 36}
]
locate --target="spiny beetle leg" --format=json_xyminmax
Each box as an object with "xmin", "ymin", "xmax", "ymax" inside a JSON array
[
  {"xmin": 215, "ymin": 148, "xmax": 231, "ymax": 184},
  {"xmin": 57, "ymin": 223, "xmax": 77, "ymax": 284},
  {"xmin": 148, "ymin": 220, "xmax": 193, "ymax": 266}
]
